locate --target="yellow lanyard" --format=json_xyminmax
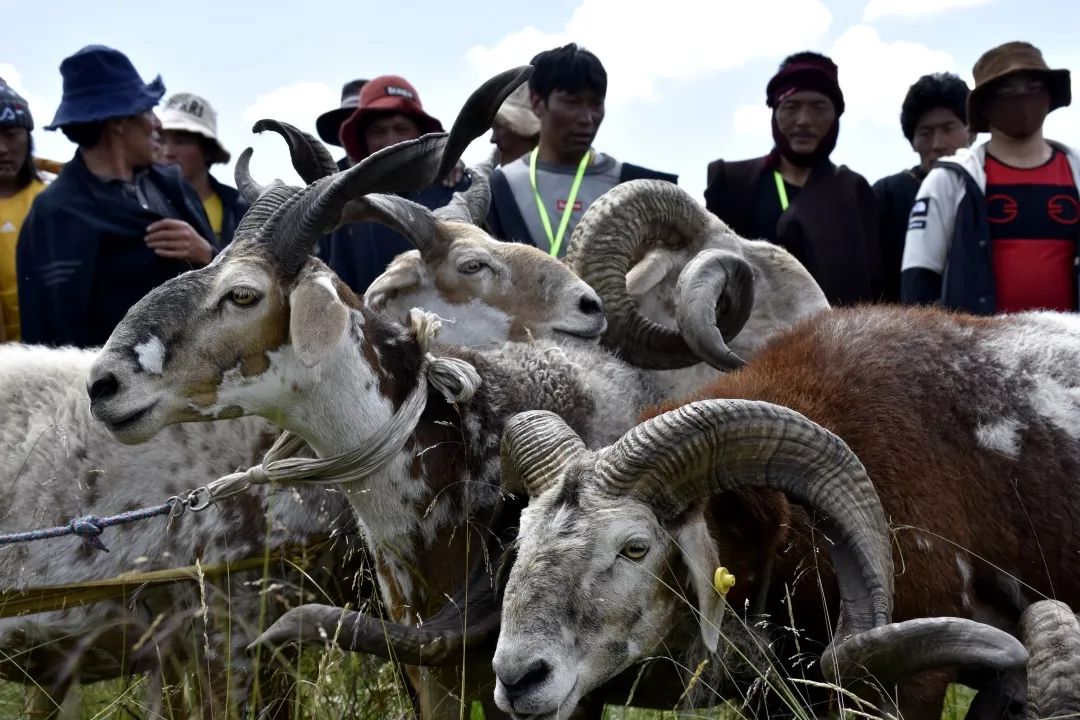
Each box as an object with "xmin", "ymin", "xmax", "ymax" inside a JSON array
[
  {"xmin": 529, "ymin": 148, "xmax": 591, "ymax": 258},
  {"xmin": 773, "ymin": 171, "xmax": 790, "ymax": 211}
]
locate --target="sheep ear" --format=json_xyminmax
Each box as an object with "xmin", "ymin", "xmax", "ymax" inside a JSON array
[
  {"xmin": 365, "ymin": 251, "xmax": 425, "ymax": 312},
  {"xmin": 675, "ymin": 511, "xmax": 726, "ymax": 653},
  {"xmin": 626, "ymin": 248, "xmax": 678, "ymax": 298},
  {"xmin": 289, "ymin": 274, "xmax": 350, "ymax": 368}
]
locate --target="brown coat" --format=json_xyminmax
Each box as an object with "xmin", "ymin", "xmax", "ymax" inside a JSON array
[{"xmin": 704, "ymin": 155, "xmax": 884, "ymax": 306}]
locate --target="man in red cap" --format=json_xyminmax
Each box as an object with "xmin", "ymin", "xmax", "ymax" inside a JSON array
[
  {"xmin": 902, "ymin": 41, "xmax": 1080, "ymax": 315},
  {"xmin": 320, "ymin": 74, "xmax": 470, "ymax": 294},
  {"xmin": 704, "ymin": 51, "xmax": 882, "ymax": 307}
]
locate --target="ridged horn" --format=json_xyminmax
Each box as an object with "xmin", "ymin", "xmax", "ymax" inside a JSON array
[
  {"xmin": 252, "ymin": 119, "xmax": 339, "ymax": 182},
  {"xmin": 1021, "ymin": 599, "xmax": 1080, "ymax": 719},
  {"xmin": 675, "ymin": 248, "xmax": 754, "ymax": 371},
  {"xmin": 566, "ymin": 180, "xmax": 754, "ymax": 370},
  {"xmin": 500, "ymin": 411, "xmax": 591, "ymax": 497},
  {"xmin": 234, "ymin": 147, "xmax": 281, "ymax": 205},
  {"xmin": 595, "ymin": 399, "xmax": 892, "ymax": 663},
  {"xmin": 819, "ymin": 616, "xmax": 1028, "ymax": 686}
]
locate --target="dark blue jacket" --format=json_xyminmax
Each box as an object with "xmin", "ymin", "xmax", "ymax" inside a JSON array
[
  {"xmin": 320, "ymin": 180, "xmax": 468, "ymax": 296},
  {"xmin": 17, "ymin": 152, "xmax": 218, "ymax": 348}
]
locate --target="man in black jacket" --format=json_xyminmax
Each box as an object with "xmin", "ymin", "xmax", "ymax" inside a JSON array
[
  {"xmin": 17, "ymin": 45, "xmax": 217, "ymax": 348},
  {"xmin": 160, "ymin": 92, "xmax": 249, "ymax": 246},
  {"xmin": 487, "ymin": 43, "xmax": 677, "ymax": 258},
  {"xmin": 873, "ymin": 73, "xmax": 971, "ymax": 302},
  {"xmin": 704, "ymin": 51, "xmax": 882, "ymax": 307}
]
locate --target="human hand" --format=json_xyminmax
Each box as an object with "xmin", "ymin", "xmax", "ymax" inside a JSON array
[
  {"xmin": 442, "ymin": 159, "xmax": 466, "ymax": 188},
  {"xmin": 145, "ymin": 219, "xmax": 214, "ymax": 265}
]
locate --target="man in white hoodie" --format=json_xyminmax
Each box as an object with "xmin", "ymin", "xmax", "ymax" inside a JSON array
[{"xmin": 901, "ymin": 41, "xmax": 1080, "ymax": 315}]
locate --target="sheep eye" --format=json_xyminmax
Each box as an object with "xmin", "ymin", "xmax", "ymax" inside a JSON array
[
  {"xmin": 620, "ymin": 538, "xmax": 649, "ymax": 561},
  {"xmin": 459, "ymin": 260, "xmax": 485, "ymax": 275},
  {"xmin": 229, "ymin": 287, "xmax": 260, "ymax": 306}
]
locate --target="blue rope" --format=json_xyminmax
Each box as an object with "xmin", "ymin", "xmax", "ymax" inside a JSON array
[{"xmin": 0, "ymin": 499, "xmax": 181, "ymax": 553}]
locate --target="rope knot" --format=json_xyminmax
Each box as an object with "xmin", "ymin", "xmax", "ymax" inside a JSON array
[
  {"xmin": 246, "ymin": 464, "xmax": 271, "ymax": 486},
  {"xmin": 69, "ymin": 516, "xmax": 109, "ymax": 552}
]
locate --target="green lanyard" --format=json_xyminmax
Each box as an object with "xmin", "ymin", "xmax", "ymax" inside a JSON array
[
  {"xmin": 773, "ymin": 171, "xmax": 790, "ymax": 211},
  {"xmin": 529, "ymin": 147, "xmax": 591, "ymax": 258}
]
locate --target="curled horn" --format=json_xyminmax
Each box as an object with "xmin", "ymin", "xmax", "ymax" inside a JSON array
[
  {"xmin": 1021, "ymin": 600, "xmax": 1080, "ymax": 718},
  {"xmin": 675, "ymin": 249, "xmax": 754, "ymax": 371},
  {"xmin": 252, "ymin": 119, "xmax": 340, "ymax": 183},
  {"xmin": 819, "ymin": 616, "xmax": 1027, "ymax": 688},
  {"xmin": 259, "ymin": 66, "xmax": 532, "ymax": 277},
  {"xmin": 252, "ymin": 546, "xmax": 504, "ymax": 666},
  {"xmin": 500, "ymin": 411, "xmax": 590, "ymax": 497},
  {"xmin": 234, "ymin": 147, "xmax": 283, "ymax": 205},
  {"xmin": 566, "ymin": 181, "xmax": 755, "ymax": 370},
  {"xmin": 593, "ymin": 399, "xmax": 892, "ymax": 671}
]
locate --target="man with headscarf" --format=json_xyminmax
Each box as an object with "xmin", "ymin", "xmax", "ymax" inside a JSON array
[
  {"xmin": 704, "ymin": 51, "xmax": 882, "ymax": 306},
  {"xmin": 902, "ymin": 42, "xmax": 1080, "ymax": 314},
  {"xmin": 0, "ymin": 79, "xmax": 46, "ymax": 342}
]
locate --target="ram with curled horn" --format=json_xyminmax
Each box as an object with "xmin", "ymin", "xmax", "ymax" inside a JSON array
[
  {"xmin": 83, "ymin": 64, "xmax": 693, "ymax": 719},
  {"xmin": 564, "ymin": 179, "xmax": 830, "ymax": 397},
  {"xmin": 493, "ymin": 304, "xmax": 1080, "ymax": 719}
]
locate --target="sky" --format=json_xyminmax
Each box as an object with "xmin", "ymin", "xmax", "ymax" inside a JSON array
[{"xmin": 2, "ymin": 0, "xmax": 1077, "ymax": 203}]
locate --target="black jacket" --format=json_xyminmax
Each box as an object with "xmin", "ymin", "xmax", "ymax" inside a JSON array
[
  {"xmin": 486, "ymin": 162, "xmax": 678, "ymax": 248},
  {"xmin": 320, "ymin": 179, "xmax": 469, "ymax": 296},
  {"xmin": 17, "ymin": 152, "xmax": 218, "ymax": 348},
  {"xmin": 209, "ymin": 175, "xmax": 249, "ymax": 246},
  {"xmin": 873, "ymin": 167, "xmax": 924, "ymax": 303},
  {"xmin": 705, "ymin": 155, "xmax": 883, "ymax": 307}
]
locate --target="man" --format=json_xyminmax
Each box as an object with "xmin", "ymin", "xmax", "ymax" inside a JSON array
[
  {"xmin": 320, "ymin": 74, "xmax": 470, "ymax": 294},
  {"xmin": 161, "ymin": 92, "xmax": 249, "ymax": 245},
  {"xmin": 0, "ymin": 80, "xmax": 46, "ymax": 342},
  {"xmin": 17, "ymin": 45, "xmax": 216, "ymax": 348},
  {"xmin": 316, "ymin": 78, "xmax": 368, "ymax": 170},
  {"xmin": 487, "ymin": 43, "xmax": 677, "ymax": 258},
  {"xmin": 874, "ymin": 73, "xmax": 972, "ymax": 302},
  {"xmin": 491, "ymin": 83, "xmax": 539, "ymax": 166},
  {"xmin": 704, "ymin": 51, "xmax": 882, "ymax": 307},
  {"xmin": 902, "ymin": 42, "xmax": 1080, "ymax": 315}
]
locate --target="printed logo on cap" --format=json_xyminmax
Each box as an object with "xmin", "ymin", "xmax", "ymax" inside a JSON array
[
  {"xmin": 385, "ymin": 86, "xmax": 416, "ymax": 100},
  {"xmin": 167, "ymin": 97, "xmax": 206, "ymax": 118}
]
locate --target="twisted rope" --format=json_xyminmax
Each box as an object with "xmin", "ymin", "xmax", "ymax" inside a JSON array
[{"xmin": 0, "ymin": 499, "xmax": 181, "ymax": 553}]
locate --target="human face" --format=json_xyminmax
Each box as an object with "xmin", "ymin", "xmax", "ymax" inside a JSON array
[
  {"xmin": 362, "ymin": 113, "xmax": 422, "ymax": 156},
  {"xmin": 162, "ymin": 130, "xmax": 208, "ymax": 183},
  {"xmin": 775, "ymin": 90, "xmax": 836, "ymax": 155},
  {"xmin": 911, "ymin": 107, "xmax": 971, "ymax": 172},
  {"xmin": 491, "ymin": 121, "xmax": 538, "ymax": 165},
  {"xmin": 0, "ymin": 126, "xmax": 29, "ymax": 184},
  {"xmin": 534, "ymin": 88, "xmax": 605, "ymax": 162},
  {"xmin": 117, "ymin": 110, "xmax": 157, "ymax": 167},
  {"xmin": 985, "ymin": 73, "xmax": 1051, "ymax": 140}
]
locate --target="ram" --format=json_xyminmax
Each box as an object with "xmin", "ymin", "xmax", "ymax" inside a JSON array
[
  {"xmin": 0, "ymin": 344, "xmax": 360, "ymax": 718},
  {"xmin": 84, "ymin": 67, "xmax": 684, "ymax": 720},
  {"xmin": 491, "ymin": 299, "xmax": 1080, "ymax": 720}
]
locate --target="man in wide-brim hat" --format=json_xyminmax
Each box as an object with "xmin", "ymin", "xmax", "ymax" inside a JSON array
[
  {"xmin": 16, "ymin": 44, "xmax": 217, "ymax": 349},
  {"xmin": 315, "ymin": 78, "xmax": 368, "ymax": 170},
  {"xmin": 160, "ymin": 92, "xmax": 248, "ymax": 245},
  {"xmin": 902, "ymin": 41, "xmax": 1080, "ymax": 317}
]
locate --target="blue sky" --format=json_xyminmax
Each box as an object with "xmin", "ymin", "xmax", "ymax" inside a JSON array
[{"xmin": 3, "ymin": 0, "xmax": 1076, "ymax": 202}]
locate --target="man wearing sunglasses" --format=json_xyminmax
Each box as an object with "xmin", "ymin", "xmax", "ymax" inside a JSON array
[{"xmin": 902, "ymin": 42, "xmax": 1080, "ymax": 314}]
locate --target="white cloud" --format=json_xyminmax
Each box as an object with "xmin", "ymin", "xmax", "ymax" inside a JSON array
[
  {"xmin": 236, "ymin": 81, "xmax": 340, "ymax": 187},
  {"xmin": 828, "ymin": 25, "xmax": 957, "ymax": 130},
  {"xmin": 467, "ymin": 0, "xmax": 833, "ymax": 106},
  {"xmin": 862, "ymin": 0, "xmax": 995, "ymax": 22}
]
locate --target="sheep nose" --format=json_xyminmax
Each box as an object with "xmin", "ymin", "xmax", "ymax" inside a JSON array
[
  {"xmin": 578, "ymin": 291, "xmax": 603, "ymax": 317},
  {"xmin": 88, "ymin": 371, "xmax": 119, "ymax": 404},
  {"xmin": 499, "ymin": 658, "xmax": 552, "ymax": 703}
]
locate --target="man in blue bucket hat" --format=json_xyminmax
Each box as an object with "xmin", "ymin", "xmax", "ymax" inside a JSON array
[{"xmin": 17, "ymin": 45, "xmax": 217, "ymax": 348}]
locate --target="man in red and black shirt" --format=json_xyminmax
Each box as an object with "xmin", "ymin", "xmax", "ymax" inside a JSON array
[{"xmin": 901, "ymin": 41, "xmax": 1080, "ymax": 315}]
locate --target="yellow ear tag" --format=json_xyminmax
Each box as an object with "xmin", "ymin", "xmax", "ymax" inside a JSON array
[{"xmin": 713, "ymin": 567, "xmax": 736, "ymax": 596}]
